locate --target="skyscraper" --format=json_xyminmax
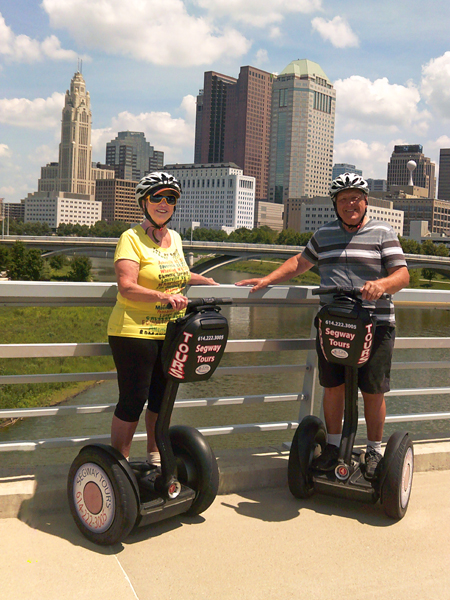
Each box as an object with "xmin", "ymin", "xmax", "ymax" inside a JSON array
[
  {"xmin": 58, "ymin": 71, "xmax": 92, "ymax": 195},
  {"xmin": 332, "ymin": 163, "xmax": 362, "ymax": 179},
  {"xmin": 106, "ymin": 131, "xmax": 164, "ymax": 182},
  {"xmin": 194, "ymin": 67, "xmax": 273, "ymax": 201},
  {"xmin": 387, "ymin": 145, "xmax": 436, "ymax": 198},
  {"xmin": 268, "ymin": 59, "xmax": 336, "ymax": 204},
  {"xmin": 438, "ymin": 148, "xmax": 450, "ymax": 200}
]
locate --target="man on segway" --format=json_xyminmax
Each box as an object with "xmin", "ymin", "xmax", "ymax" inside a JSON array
[{"xmin": 236, "ymin": 173, "xmax": 410, "ymax": 479}]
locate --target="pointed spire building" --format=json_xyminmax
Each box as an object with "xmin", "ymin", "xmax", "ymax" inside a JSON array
[{"xmin": 58, "ymin": 71, "xmax": 93, "ymax": 195}]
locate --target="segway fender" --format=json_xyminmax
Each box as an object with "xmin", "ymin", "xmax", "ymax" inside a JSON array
[
  {"xmin": 377, "ymin": 431, "xmax": 409, "ymax": 490},
  {"xmin": 78, "ymin": 443, "xmax": 140, "ymax": 506}
]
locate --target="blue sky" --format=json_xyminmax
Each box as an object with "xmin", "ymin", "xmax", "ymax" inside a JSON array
[{"xmin": 1, "ymin": 0, "xmax": 450, "ymax": 203}]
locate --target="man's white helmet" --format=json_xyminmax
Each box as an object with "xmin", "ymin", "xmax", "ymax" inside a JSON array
[{"xmin": 329, "ymin": 173, "xmax": 369, "ymax": 200}]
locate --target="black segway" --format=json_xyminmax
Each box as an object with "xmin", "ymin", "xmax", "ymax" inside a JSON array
[
  {"xmin": 67, "ymin": 297, "xmax": 231, "ymax": 545},
  {"xmin": 288, "ymin": 287, "xmax": 413, "ymax": 520}
]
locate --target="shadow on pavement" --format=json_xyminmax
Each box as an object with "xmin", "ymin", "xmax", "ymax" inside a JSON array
[{"xmin": 220, "ymin": 485, "xmax": 395, "ymax": 527}]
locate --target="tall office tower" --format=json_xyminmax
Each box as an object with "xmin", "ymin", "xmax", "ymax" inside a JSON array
[
  {"xmin": 106, "ymin": 131, "xmax": 164, "ymax": 182},
  {"xmin": 194, "ymin": 89, "xmax": 204, "ymax": 163},
  {"xmin": 332, "ymin": 163, "xmax": 362, "ymax": 179},
  {"xmin": 58, "ymin": 71, "xmax": 92, "ymax": 195},
  {"xmin": 268, "ymin": 59, "xmax": 336, "ymax": 204},
  {"xmin": 195, "ymin": 71, "xmax": 237, "ymax": 164},
  {"xmin": 438, "ymin": 149, "xmax": 450, "ymax": 200},
  {"xmin": 194, "ymin": 67, "xmax": 273, "ymax": 201},
  {"xmin": 367, "ymin": 178, "xmax": 387, "ymax": 192},
  {"xmin": 387, "ymin": 145, "xmax": 436, "ymax": 198}
]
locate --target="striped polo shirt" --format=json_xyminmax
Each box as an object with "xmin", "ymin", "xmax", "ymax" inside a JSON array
[{"xmin": 302, "ymin": 219, "xmax": 408, "ymax": 325}]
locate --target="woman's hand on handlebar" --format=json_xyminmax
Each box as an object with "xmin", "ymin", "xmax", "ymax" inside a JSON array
[{"xmin": 166, "ymin": 294, "xmax": 189, "ymax": 311}]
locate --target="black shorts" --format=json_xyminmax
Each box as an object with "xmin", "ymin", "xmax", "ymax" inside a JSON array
[
  {"xmin": 316, "ymin": 325, "xmax": 395, "ymax": 395},
  {"xmin": 109, "ymin": 336, "xmax": 167, "ymax": 422}
]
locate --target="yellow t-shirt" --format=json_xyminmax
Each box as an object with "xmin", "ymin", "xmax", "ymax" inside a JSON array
[{"xmin": 107, "ymin": 225, "xmax": 191, "ymax": 339}]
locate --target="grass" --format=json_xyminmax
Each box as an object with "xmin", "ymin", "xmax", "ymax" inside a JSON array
[
  {"xmin": 0, "ymin": 306, "xmax": 114, "ymax": 411},
  {"xmin": 223, "ymin": 259, "xmax": 321, "ymax": 285}
]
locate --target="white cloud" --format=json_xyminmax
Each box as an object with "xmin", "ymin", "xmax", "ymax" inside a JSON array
[
  {"xmin": 254, "ymin": 49, "xmax": 269, "ymax": 67},
  {"xmin": 28, "ymin": 145, "xmax": 58, "ymax": 167},
  {"xmin": 0, "ymin": 13, "xmax": 79, "ymax": 63},
  {"xmin": 333, "ymin": 139, "xmax": 392, "ymax": 180},
  {"xmin": 0, "ymin": 92, "xmax": 65, "ymax": 129},
  {"xmin": 421, "ymin": 52, "xmax": 450, "ymax": 120},
  {"xmin": 42, "ymin": 0, "xmax": 251, "ymax": 66},
  {"xmin": 334, "ymin": 76, "xmax": 430, "ymax": 135},
  {"xmin": 195, "ymin": 0, "xmax": 323, "ymax": 27},
  {"xmin": 91, "ymin": 95, "xmax": 197, "ymax": 163},
  {"xmin": 311, "ymin": 16, "xmax": 358, "ymax": 48},
  {"xmin": 0, "ymin": 143, "xmax": 11, "ymax": 158}
]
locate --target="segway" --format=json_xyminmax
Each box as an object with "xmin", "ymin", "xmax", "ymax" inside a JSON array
[
  {"xmin": 67, "ymin": 297, "xmax": 231, "ymax": 545},
  {"xmin": 288, "ymin": 287, "xmax": 414, "ymax": 520}
]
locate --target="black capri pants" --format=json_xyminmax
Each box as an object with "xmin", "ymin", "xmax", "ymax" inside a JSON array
[{"xmin": 109, "ymin": 335, "xmax": 167, "ymax": 423}]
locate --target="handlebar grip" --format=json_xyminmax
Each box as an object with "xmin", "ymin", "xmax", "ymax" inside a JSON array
[
  {"xmin": 312, "ymin": 286, "xmax": 389, "ymax": 300},
  {"xmin": 162, "ymin": 297, "xmax": 233, "ymax": 310}
]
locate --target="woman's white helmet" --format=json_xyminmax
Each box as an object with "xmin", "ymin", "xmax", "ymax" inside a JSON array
[
  {"xmin": 329, "ymin": 172, "xmax": 369, "ymax": 200},
  {"xmin": 135, "ymin": 171, "xmax": 182, "ymax": 209}
]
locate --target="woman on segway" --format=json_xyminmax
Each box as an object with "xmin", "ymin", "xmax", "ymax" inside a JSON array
[{"xmin": 107, "ymin": 171, "xmax": 218, "ymax": 468}]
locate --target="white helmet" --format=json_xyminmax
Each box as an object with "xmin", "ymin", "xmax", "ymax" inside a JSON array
[
  {"xmin": 329, "ymin": 173, "xmax": 369, "ymax": 200},
  {"xmin": 135, "ymin": 171, "xmax": 181, "ymax": 209}
]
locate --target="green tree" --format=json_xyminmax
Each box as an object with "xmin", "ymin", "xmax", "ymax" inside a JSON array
[
  {"xmin": 109, "ymin": 221, "xmax": 130, "ymax": 238},
  {"xmin": 68, "ymin": 255, "xmax": 92, "ymax": 282},
  {"xmin": 275, "ymin": 228, "xmax": 302, "ymax": 245},
  {"xmin": 49, "ymin": 254, "xmax": 69, "ymax": 270},
  {"xmin": 420, "ymin": 239, "xmax": 439, "ymax": 255},
  {"xmin": 399, "ymin": 237, "xmax": 421, "ymax": 254},
  {"xmin": 408, "ymin": 269, "xmax": 421, "ymax": 288},
  {"xmin": 0, "ymin": 245, "xmax": 10, "ymax": 271},
  {"xmin": 7, "ymin": 242, "xmax": 44, "ymax": 280},
  {"xmin": 422, "ymin": 268, "xmax": 436, "ymax": 285},
  {"xmin": 227, "ymin": 227, "xmax": 253, "ymax": 243},
  {"xmin": 435, "ymin": 243, "xmax": 449, "ymax": 257},
  {"xmin": 298, "ymin": 232, "xmax": 314, "ymax": 246}
]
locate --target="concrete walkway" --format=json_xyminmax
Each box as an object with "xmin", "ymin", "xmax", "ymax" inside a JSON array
[{"xmin": 1, "ymin": 468, "xmax": 450, "ymax": 600}]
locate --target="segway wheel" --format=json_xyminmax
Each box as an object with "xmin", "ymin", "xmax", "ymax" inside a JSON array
[
  {"xmin": 67, "ymin": 446, "xmax": 138, "ymax": 546},
  {"xmin": 381, "ymin": 433, "xmax": 414, "ymax": 520},
  {"xmin": 288, "ymin": 416, "xmax": 326, "ymax": 499},
  {"xmin": 169, "ymin": 425, "xmax": 219, "ymax": 515}
]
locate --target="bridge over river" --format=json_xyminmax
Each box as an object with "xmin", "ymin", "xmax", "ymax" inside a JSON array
[{"xmin": 3, "ymin": 235, "xmax": 450, "ymax": 275}]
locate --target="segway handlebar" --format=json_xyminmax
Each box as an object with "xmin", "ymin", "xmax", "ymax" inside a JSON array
[
  {"xmin": 162, "ymin": 297, "xmax": 233, "ymax": 311},
  {"xmin": 186, "ymin": 297, "xmax": 233, "ymax": 312},
  {"xmin": 312, "ymin": 286, "xmax": 389, "ymax": 300}
]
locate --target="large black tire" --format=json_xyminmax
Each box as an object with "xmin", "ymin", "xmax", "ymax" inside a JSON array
[
  {"xmin": 67, "ymin": 446, "xmax": 138, "ymax": 545},
  {"xmin": 381, "ymin": 432, "xmax": 414, "ymax": 520},
  {"xmin": 169, "ymin": 425, "xmax": 219, "ymax": 515},
  {"xmin": 288, "ymin": 416, "xmax": 326, "ymax": 499}
]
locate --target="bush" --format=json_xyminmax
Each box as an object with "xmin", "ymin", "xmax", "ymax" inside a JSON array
[
  {"xmin": 49, "ymin": 254, "xmax": 69, "ymax": 270},
  {"xmin": 7, "ymin": 242, "xmax": 44, "ymax": 280},
  {"xmin": 0, "ymin": 245, "xmax": 10, "ymax": 271},
  {"xmin": 68, "ymin": 255, "xmax": 92, "ymax": 282}
]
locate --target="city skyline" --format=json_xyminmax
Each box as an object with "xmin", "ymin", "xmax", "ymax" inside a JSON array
[{"xmin": 2, "ymin": 1, "xmax": 450, "ymax": 204}]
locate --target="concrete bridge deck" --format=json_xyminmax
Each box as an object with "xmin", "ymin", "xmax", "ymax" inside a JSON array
[{"xmin": 1, "ymin": 442, "xmax": 449, "ymax": 600}]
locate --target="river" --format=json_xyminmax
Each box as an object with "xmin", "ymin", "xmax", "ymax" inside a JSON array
[{"xmin": 1, "ymin": 256, "xmax": 450, "ymax": 468}]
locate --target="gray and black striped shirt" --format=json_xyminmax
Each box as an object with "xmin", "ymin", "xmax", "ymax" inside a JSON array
[{"xmin": 302, "ymin": 219, "xmax": 407, "ymax": 325}]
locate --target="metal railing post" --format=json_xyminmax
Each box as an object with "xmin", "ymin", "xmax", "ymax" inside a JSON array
[{"xmin": 297, "ymin": 314, "xmax": 319, "ymax": 422}]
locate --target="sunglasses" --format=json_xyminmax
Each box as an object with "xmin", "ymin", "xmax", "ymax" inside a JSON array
[{"xmin": 147, "ymin": 194, "xmax": 178, "ymax": 206}]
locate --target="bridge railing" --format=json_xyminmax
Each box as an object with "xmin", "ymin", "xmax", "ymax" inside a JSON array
[{"xmin": 1, "ymin": 283, "xmax": 450, "ymax": 452}]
